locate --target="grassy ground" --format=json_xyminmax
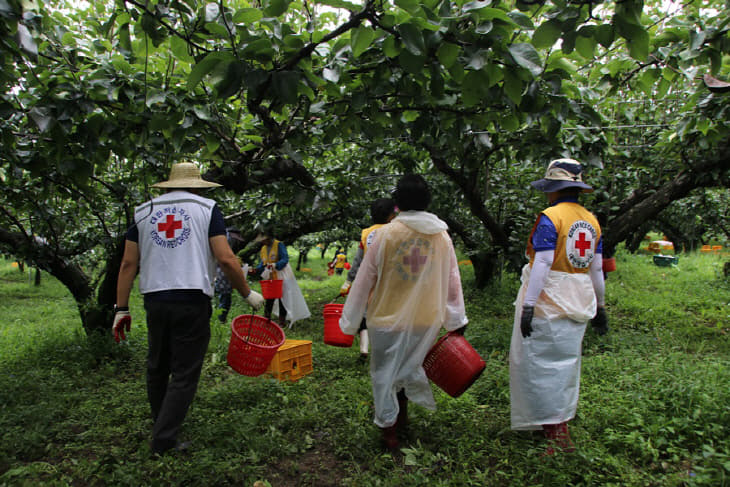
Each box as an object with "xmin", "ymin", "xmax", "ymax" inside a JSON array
[{"xmin": 0, "ymin": 249, "xmax": 728, "ymax": 486}]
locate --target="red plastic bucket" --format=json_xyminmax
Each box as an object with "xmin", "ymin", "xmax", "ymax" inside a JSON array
[
  {"xmin": 322, "ymin": 303, "xmax": 354, "ymax": 347},
  {"xmin": 227, "ymin": 314, "xmax": 286, "ymax": 376},
  {"xmin": 260, "ymin": 279, "xmax": 283, "ymax": 299},
  {"xmin": 423, "ymin": 332, "xmax": 486, "ymax": 398},
  {"xmin": 602, "ymin": 257, "xmax": 616, "ymax": 272}
]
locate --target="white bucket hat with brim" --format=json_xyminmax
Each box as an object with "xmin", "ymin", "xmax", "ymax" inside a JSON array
[
  {"xmin": 530, "ymin": 158, "xmax": 593, "ymax": 193},
  {"xmin": 151, "ymin": 162, "xmax": 222, "ymax": 189}
]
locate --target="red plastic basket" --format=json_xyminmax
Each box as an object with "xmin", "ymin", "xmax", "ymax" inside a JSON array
[
  {"xmin": 602, "ymin": 257, "xmax": 616, "ymax": 272},
  {"xmin": 322, "ymin": 303, "xmax": 354, "ymax": 347},
  {"xmin": 260, "ymin": 279, "xmax": 283, "ymax": 299},
  {"xmin": 423, "ymin": 332, "xmax": 486, "ymax": 398},
  {"xmin": 227, "ymin": 315, "xmax": 286, "ymax": 376}
]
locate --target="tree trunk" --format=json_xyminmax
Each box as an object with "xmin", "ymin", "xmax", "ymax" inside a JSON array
[
  {"xmin": 604, "ymin": 152, "xmax": 730, "ymax": 256},
  {"xmin": 0, "ymin": 227, "xmax": 105, "ymax": 335}
]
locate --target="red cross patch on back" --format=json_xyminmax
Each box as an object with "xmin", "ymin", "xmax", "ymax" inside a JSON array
[{"xmin": 566, "ymin": 220, "xmax": 597, "ymax": 269}]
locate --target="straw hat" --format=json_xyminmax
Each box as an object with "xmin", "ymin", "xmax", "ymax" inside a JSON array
[
  {"xmin": 530, "ymin": 158, "xmax": 593, "ymax": 193},
  {"xmin": 151, "ymin": 162, "xmax": 222, "ymax": 189}
]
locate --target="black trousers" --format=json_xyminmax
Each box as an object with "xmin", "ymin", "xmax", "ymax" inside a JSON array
[
  {"xmin": 263, "ymin": 298, "xmax": 287, "ymax": 325},
  {"xmin": 144, "ymin": 299, "xmax": 211, "ymax": 453}
]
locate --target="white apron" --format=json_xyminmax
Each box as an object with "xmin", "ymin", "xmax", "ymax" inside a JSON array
[{"xmin": 509, "ymin": 264, "xmax": 595, "ymax": 430}]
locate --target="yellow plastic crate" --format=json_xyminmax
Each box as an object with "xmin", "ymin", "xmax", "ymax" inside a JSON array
[{"xmin": 265, "ymin": 339, "xmax": 313, "ymax": 382}]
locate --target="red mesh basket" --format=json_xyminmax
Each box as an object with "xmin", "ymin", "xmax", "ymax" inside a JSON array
[
  {"xmin": 227, "ymin": 315, "xmax": 286, "ymax": 376},
  {"xmin": 260, "ymin": 279, "xmax": 283, "ymax": 299},
  {"xmin": 423, "ymin": 332, "xmax": 486, "ymax": 398}
]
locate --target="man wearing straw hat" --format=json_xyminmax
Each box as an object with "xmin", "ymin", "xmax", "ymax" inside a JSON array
[
  {"xmin": 113, "ymin": 161, "xmax": 264, "ymax": 456},
  {"xmin": 510, "ymin": 158, "xmax": 608, "ymax": 456}
]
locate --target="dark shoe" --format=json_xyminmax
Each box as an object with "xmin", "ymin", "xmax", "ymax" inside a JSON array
[
  {"xmin": 358, "ymin": 353, "xmax": 368, "ymax": 363},
  {"xmin": 380, "ymin": 426, "xmax": 399, "ymax": 453},
  {"xmin": 152, "ymin": 440, "xmax": 192, "ymax": 457}
]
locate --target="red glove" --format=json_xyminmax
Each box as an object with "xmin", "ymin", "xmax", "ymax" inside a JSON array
[{"xmin": 113, "ymin": 310, "xmax": 131, "ymax": 343}]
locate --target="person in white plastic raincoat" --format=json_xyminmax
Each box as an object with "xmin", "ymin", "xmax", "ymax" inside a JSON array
[
  {"xmin": 251, "ymin": 230, "xmax": 311, "ymax": 328},
  {"xmin": 510, "ymin": 158, "xmax": 609, "ymax": 455},
  {"xmin": 339, "ymin": 174, "xmax": 468, "ymax": 451}
]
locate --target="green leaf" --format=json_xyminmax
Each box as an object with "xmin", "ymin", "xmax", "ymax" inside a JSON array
[
  {"xmin": 477, "ymin": 7, "xmax": 514, "ymax": 25},
  {"xmin": 233, "ymin": 8, "xmax": 263, "ymax": 23},
  {"xmin": 398, "ymin": 50, "xmax": 425, "ymax": 74},
  {"xmin": 503, "ymin": 68, "xmax": 522, "ymax": 105},
  {"xmin": 595, "ymin": 24, "xmax": 614, "ymax": 48},
  {"xmin": 399, "ymin": 23, "xmax": 425, "ymax": 56},
  {"xmin": 351, "ymin": 26, "xmax": 375, "ymax": 58},
  {"xmin": 315, "ymin": 0, "xmax": 360, "ymax": 10},
  {"xmin": 188, "ymin": 51, "xmax": 235, "ymax": 91},
  {"xmin": 264, "ymin": 0, "xmax": 291, "ymax": 17},
  {"xmin": 462, "ymin": 70, "xmax": 489, "ymax": 107},
  {"xmin": 437, "ymin": 43, "xmax": 459, "ymax": 68},
  {"xmin": 532, "ymin": 19, "xmax": 562, "ymax": 49},
  {"xmin": 614, "ymin": 16, "xmax": 648, "ymax": 62},
  {"xmin": 575, "ymin": 35, "xmax": 596, "ymax": 59},
  {"xmin": 395, "ymin": 0, "xmax": 420, "ymax": 13},
  {"xmin": 170, "ymin": 35, "xmax": 193, "ymax": 63},
  {"xmin": 271, "ymin": 71, "xmax": 300, "ymax": 104},
  {"xmin": 507, "ymin": 11, "xmax": 533, "ymax": 29},
  {"xmin": 383, "ymin": 36, "xmax": 401, "ymax": 58},
  {"xmin": 508, "ymin": 43, "xmax": 543, "ymax": 77}
]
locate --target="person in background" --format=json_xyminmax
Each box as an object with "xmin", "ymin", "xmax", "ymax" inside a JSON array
[
  {"xmin": 340, "ymin": 198, "xmax": 397, "ymax": 361},
  {"xmin": 113, "ymin": 162, "xmax": 264, "ymax": 456},
  {"xmin": 509, "ymin": 158, "xmax": 608, "ymax": 456},
  {"xmin": 332, "ymin": 248, "xmax": 348, "ymax": 275},
  {"xmin": 214, "ymin": 227, "xmax": 245, "ymax": 323},
  {"xmin": 251, "ymin": 230, "xmax": 311, "ymax": 328},
  {"xmin": 339, "ymin": 174, "xmax": 468, "ymax": 452}
]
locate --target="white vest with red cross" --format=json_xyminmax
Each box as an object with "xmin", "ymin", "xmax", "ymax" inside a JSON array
[{"xmin": 134, "ymin": 190, "xmax": 217, "ymax": 297}]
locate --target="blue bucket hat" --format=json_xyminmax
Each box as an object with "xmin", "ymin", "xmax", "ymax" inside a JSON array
[{"xmin": 530, "ymin": 158, "xmax": 593, "ymax": 193}]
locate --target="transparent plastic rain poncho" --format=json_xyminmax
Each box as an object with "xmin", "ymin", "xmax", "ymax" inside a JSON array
[
  {"xmin": 339, "ymin": 211, "xmax": 468, "ymax": 428},
  {"xmin": 261, "ymin": 264, "xmax": 311, "ymax": 326},
  {"xmin": 509, "ymin": 261, "xmax": 599, "ymax": 430}
]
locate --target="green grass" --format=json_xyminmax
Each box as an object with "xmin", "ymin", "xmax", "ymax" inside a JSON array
[{"xmin": 0, "ymin": 250, "xmax": 728, "ymax": 486}]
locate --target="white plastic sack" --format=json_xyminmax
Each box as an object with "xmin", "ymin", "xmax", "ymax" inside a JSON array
[{"xmin": 269, "ymin": 264, "xmax": 311, "ymax": 327}]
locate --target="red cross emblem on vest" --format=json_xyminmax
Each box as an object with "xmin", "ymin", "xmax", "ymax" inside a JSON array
[
  {"xmin": 403, "ymin": 246, "xmax": 428, "ymax": 273},
  {"xmin": 575, "ymin": 232, "xmax": 591, "ymax": 256},
  {"xmin": 158, "ymin": 214, "xmax": 182, "ymax": 239}
]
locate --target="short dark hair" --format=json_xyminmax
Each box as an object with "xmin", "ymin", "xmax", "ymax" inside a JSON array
[
  {"xmin": 393, "ymin": 174, "xmax": 431, "ymax": 211},
  {"xmin": 370, "ymin": 198, "xmax": 396, "ymax": 224}
]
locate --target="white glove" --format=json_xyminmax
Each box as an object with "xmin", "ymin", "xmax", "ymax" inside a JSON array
[
  {"xmin": 245, "ymin": 290, "xmax": 265, "ymax": 310},
  {"xmin": 339, "ymin": 280, "xmax": 352, "ymax": 296},
  {"xmin": 112, "ymin": 310, "xmax": 131, "ymax": 343}
]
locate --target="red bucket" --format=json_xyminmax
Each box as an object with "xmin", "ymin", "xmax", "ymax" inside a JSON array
[
  {"xmin": 322, "ymin": 303, "xmax": 354, "ymax": 347},
  {"xmin": 260, "ymin": 279, "xmax": 283, "ymax": 299},
  {"xmin": 423, "ymin": 332, "xmax": 486, "ymax": 398},
  {"xmin": 227, "ymin": 315, "xmax": 285, "ymax": 376},
  {"xmin": 602, "ymin": 257, "xmax": 616, "ymax": 272}
]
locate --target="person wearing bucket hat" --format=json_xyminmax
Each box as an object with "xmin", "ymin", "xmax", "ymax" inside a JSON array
[
  {"xmin": 250, "ymin": 229, "xmax": 310, "ymax": 328},
  {"xmin": 339, "ymin": 174, "xmax": 468, "ymax": 453},
  {"xmin": 113, "ymin": 161, "xmax": 264, "ymax": 456},
  {"xmin": 509, "ymin": 158, "xmax": 608, "ymax": 456}
]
